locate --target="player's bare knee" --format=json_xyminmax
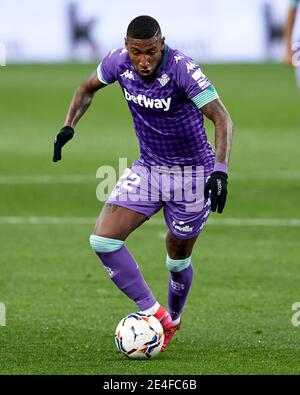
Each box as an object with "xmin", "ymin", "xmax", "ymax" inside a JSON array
[
  {"xmin": 166, "ymin": 233, "xmax": 197, "ymax": 259},
  {"xmin": 93, "ymin": 204, "xmax": 147, "ymax": 240},
  {"xmin": 92, "ymin": 224, "xmax": 125, "ymax": 240}
]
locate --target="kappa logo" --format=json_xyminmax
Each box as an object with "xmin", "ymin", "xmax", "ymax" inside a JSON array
[
  {"xmin": 123, "ymin": 88, "xmax": 171, "ymax": 111},
  {"xmin": 199, "ymin": 222, "xmax": 205, "ymax": 231},
  {"xmin": 186, "ymin": 61, "xmax": 198, "ymax": 74},
  {"xmin": 203, "ymin": 210, "xmax": 210, "ymax": 219},
  {"xmin": 174, "ymin": 54, "xmax": 184, "ymax": 64},
  {"xmin": 157, "ymin": 74, "xmax": 170, "ymax": 87},
  {"xmin": 109, "ymin": 49, "xmax": 117, "ymax": 58},
  {"xmin": 172, "ymin": 220, "xmax": 194, "ymax": 233},
  {"xmin": 120, "ymin": 69, "xmax": 135, "ymax": 80},
  {"xmin": 204, "ymin": 198, "xmax": 211, "ymax": 208},
  {"xmin": 104, "ymin": 266, "xmax": 114, "ymax": 278}
]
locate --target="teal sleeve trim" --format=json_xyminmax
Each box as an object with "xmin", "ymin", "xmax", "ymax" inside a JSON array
[
  {"xmin": 96, "ymin": 63, "xmax": 109, "ymax": 85},
  {"xmin": 192, "ymin": 86, "xmax": 219, "ymax": 109},
  {"xmin": 89, "ymin": 235, "xmax": 124, "ymax": 253},
  {"xmin": 166, "ymin": 255, "xmax": 192, "ymax": 272},
  {"xmin": 156, "ymin": 44, "xmax": 169, "ymax": 74},
  {"xmin": 290, "ymin": 0, "xmax": 298, "ymax": 8}
]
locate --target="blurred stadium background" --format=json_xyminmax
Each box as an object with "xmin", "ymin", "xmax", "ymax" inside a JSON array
[
  {"xmin": 1, "ymin": 0, "xmax": 299, "ymax": 63},
  {"xmin": 0, "ymin": 0, "xmax": 300, "ymax": 375}
]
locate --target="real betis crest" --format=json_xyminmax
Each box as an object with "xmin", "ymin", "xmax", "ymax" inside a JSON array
[{"xmin": 158, "ymin": 74, "xmax": 170, "ymax": 87}]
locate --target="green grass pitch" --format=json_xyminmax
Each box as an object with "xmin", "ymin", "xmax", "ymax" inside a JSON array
[{"xmin": 0, "ymin": 62, "xmax": 300, "ymax": 374}]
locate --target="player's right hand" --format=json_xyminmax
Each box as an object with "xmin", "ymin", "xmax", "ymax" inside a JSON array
[{"xmin": 53, "ymin": 126, "xmax": 74, "ymax": 162}]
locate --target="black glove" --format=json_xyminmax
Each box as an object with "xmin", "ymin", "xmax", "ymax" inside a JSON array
[
  {"xmin": 53, "ymin": 126, "xmax": 74, "ymax": 162},
  {"xmin": 204, "ymin": 171, "xmax": 228, "ymax": 213}
]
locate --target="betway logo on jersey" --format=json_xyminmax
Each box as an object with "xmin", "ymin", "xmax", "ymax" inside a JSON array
[{"xmin": 123, "ymin": 88, "xmax": 171, "ymax": 111}]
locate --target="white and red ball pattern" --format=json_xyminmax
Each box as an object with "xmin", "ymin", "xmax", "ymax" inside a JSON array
[{"xmin": 115, "ymin": 312, "xmax": 164, "ymax": 360}]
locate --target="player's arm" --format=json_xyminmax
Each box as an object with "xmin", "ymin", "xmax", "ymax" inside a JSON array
[
  {"xmin": 202, "ymin": 98, "xmax": 233, "ymax": 213},
  {"xmin": 202, "ymin": 98, "xmax": 233, "ymax": 167},
  {"xmin": 64, "ymin": 70, "xmax": 105, "ymax": 128},
  {"xmin": 53, "ymin": 70, "xmax": 106, "ymax": 162},
  {"xmin": 283, "ymin": 4, "xmax": 297, "ymax": 65}
]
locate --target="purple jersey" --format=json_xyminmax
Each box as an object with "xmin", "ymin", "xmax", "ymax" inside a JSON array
[{"xmin": 97, "ymin": 45, "xmax": 218, "ymax": 167}]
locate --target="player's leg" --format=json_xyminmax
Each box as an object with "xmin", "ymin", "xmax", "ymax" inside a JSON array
[
  {"xmin": 90, "ymin": 204, "xmax": 172, "ymax": 329},
  {"xmin": 89, "ymin": 156, "xmax": 172, "ymax": 330},
  {"xmin": 161, "ymin": 165, "xmax": 212, "ymax": 350},
  {"xmin": 158, "ymin": 232, "xmax": 198, "ymax": 351},
  {"xmin": 93, "ymin": 202, "xmax": 147, "ymax": 240},
  {"xmin": 166, "ymin": 231, "xmax": 198, "ymax": 323},
  {"xmin": 90, "ymin": 204, "xmax": 158, "ymax": 312}
]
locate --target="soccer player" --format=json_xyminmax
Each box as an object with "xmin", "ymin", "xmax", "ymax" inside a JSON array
[
  {"xmin": 53, "ymin": 16, "xmax": 233, "ymax": 351},
  {"xmin": 283, "ymin": 0, "xmax": 300, "ymax": 88}
]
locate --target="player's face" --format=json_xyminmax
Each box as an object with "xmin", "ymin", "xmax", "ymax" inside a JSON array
[{"xmin": 125, "ymin": 35, "xmax": 165, "ymax": 79}]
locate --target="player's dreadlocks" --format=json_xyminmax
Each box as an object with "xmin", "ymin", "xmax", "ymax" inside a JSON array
[{"xmin": 126, "ymin": 15, "xmax": 161, "ymax": 39}]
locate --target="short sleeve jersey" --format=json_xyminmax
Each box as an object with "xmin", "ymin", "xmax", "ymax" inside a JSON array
[{"xmin": 97, "ymin": 45, "xmax": 218, "ymax": 167}]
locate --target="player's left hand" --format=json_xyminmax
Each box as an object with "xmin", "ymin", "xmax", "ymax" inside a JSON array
[{"xmin": 204, "ymin": 171, "xmax": 228, "ymax": 213}]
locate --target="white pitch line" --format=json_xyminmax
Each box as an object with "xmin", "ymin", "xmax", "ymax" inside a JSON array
[
  {"xmin": 207, "ymin": 218, "xmax": 300, "ymax": 226},
  {"xmin": 0, "ymin": 217, "xmax": 96, "ymax": 225},
  {"xmin": 0, "ymin": 175, "xmax": 96, "ymax": 184},
  {"xmin": 1, "ymin": 170, "xmax": 300, "ymax": 184},
  {"xmin": 150, "ymin": 218, "xmax": 300, "ymax": 226},
  {"xmin": 0, "ymin": 217, "xmax": 300, "ymax": 227}
]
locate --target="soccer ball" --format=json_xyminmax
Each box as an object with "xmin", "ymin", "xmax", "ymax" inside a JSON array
[{"xmin": 115, "ymin": 312, "xmax": 164, "ymax": 359}]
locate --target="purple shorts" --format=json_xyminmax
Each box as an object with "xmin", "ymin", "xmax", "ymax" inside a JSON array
[{"xmin": 107, "ymin": 160, "xmax": 213, "ymax": 239}]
